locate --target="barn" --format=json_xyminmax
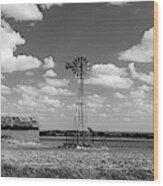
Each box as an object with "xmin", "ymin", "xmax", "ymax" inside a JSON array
[{"xmin": 1, "ymin": 116, "xmax": 39, "ymax": 142}]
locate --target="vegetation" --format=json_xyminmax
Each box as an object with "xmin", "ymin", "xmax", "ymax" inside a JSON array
[
  {"xmin": 40, "ymin": 130, "xmax": 154, "ymax": 139},
  {"xmin": 1, "ymin": 163, "xmax": 153, "ymax": 180},
  {"xmin": 1, "ymin": 116, "xmax": 39, "ymax": 130},
  {"xmin": 1, "ymin": 141, "xmax": 154, "ymax": 180}
]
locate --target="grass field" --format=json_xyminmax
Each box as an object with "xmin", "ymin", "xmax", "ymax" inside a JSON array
[{"xmin": 1, "ymin": 139, "xmax": 154, "ymax": 180}]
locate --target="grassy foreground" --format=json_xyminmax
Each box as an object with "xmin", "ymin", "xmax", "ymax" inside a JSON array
[
  {"xmin": 2, "ymin": 163, "xmax": 153, "ymax": 180},
  {"xmin": 1, "ymin": 143, "xmax": 154, "ymax": 180}
]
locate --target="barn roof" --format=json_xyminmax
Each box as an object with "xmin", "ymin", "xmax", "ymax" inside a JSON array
[{"xmin": 1, "ymin": 116, "xmax": 39, "ymax": 130}]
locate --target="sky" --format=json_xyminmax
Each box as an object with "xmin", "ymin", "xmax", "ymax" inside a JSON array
[{"xmin": 1, "ymin": 1, "xmax": 154, "ymax": 132}]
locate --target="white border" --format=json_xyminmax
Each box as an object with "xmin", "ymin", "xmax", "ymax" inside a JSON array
[{"xmin": 1, "ymin": 0, "xmax": 162, "ymax": 186}]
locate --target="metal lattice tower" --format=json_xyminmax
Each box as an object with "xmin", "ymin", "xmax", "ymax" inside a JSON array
[{"xmin": 66, "ymin": 57, "xmax": 90, "ymax": 145}]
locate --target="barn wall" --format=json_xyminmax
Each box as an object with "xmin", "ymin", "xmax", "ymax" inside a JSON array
[{"xmin": 1, "ymin": 130, "xmax": 39, "ymax": 142}]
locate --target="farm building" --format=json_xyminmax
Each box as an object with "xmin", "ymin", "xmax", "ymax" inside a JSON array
[{"xmin": 1, "ymin": 116, "xmax": 39, "ymax": 142}]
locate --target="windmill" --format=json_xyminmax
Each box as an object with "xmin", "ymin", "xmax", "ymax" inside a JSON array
[{"xmin": 66, "ymin": 57, "xmax": 90, "ymax": 146}]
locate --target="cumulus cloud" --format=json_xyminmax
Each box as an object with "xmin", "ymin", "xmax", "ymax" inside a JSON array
[
  {"xmin": 18, "ymin": 94, "xmax": 62, "ymax": 109},
  {"xmin": 40, "ymin": 96, "xmax": 62, "ymax": 107},
  {"xmin": 117, "ymin": 85, "xmax": 153, "ymax": 115},
  {"xmin": 45, "ymin": 78, "xmax": 69, "ymax": 87},
  {"xmin": 99, "ymin": 113, "xmax": 107, "ymax": 118},
  {"xmin": 1, "ymin": 84, "xmax": 11, "ymax": 94},
  {"xmin": 85, "ymin": 63, "xmax": 133, "ymax": 89},
  {"xmin": 1, "ymin": 4, "xmax": 43, "ymax": 21},
  {"xmin": 138, "ymin": 85, "xmax": 153, "ymax": 92},
  {"xmin": 128, "ymin": 63, "xmax": 153, "ymax": 85},
  {"xmin": 14, "ymin": 81, "xmax": 73, "ymax": 112},
  {"xmin": 1, "ymin": 19, "xmax": 42, "ymax": 73},
  {"xmin": 15, "ymin": 83, "xmax": 72, "ymax": 111},
  {"xmin": 40, "ymin": 4, "xmax": 54, "ymax": 10},
  {"xmin": 86, "ymin": 94, "xmax": 106, "ymax": 109},
  {"xmin": 40, "ymin": 85, "xmax": 73, "ymax": 96},
  {"xmin": 15, "ymin": 85, "xmax": 38, "ymax": 98},
  {"xmin": 40, "ymin": 3, "xmax": 63, "ymax": 10},
  {"xmin": 43, "ymin": 70, "xmax": 57, "ymax": 78},
  {"xmin": 25, "ymin": 71, "xmax": 34, "ymax": 76},
  {"xmin": 1, "ymin": 74, "xmax": 5, "ymax": 79},
  {"xmin": 133, "ymin": 98, "xmax": 153, "ymax": 114},
  {"xmin": 114, "ymin": 92, "xmax": 127, "ymax": 99},
  {"xmin": 123, "ymin": 117, "xmax": 130, "ymax": 121},
  {"xmin": 2, "ymin": 55, "xmax": 42, "ymax": 73},
  {"xmin": 43, "ymin": 56, "xmax": 55, "ymax": 69},
  {"xmin": 1, "ymin": 95, "xmax": 7, "ymax": 103},
  {"xmin": 129, "ymin": 90, "xmax": 148, "ymax": 99},
  {"xmin": 119, "ymin": 28, "xmax": 153, "ymax": 63},
  {"xmin": 15, "ymin": 83, "xmax": 73, "ymax": 98},
  {"xmin": 108, "ymin": 1, "xmax": 129, "ymax": 6}
]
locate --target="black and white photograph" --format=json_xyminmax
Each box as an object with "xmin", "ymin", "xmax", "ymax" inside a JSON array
[{"xmin": 1, "ymin": 1, "xmax": 155, "ymax": 180}]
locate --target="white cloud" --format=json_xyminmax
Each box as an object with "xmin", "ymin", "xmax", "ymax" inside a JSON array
[
  {"xmin": 15, "ymin": 85, "xmax": 38, "ymax": 97},
  {"xmin": 108, "ymin": 1, "xmax": 129, "ymax": 6},
  {"xmin": 1, "ymin": 84, "xmax": 11, "ymax": 94},
  {"xmin": 25, "ymin": 71, "xmax": 34, "ymax": 76},
  {"xmin": 40, "ymin": 4, "xmax": 54, "ymax": 10},
  {"xmin": 45, "ymin": 78, "xmax": 69, "ymax": 87},
  {"xmin": 38, "ymin": 96, "xmax": 62, "ymax": 108},
  {"xmin": 43, "ymin": 70, "xmax": 57, "ymax": 78},
  {"xmin": 40, "ymin": 85, "xmax": 73, "ymax": 96},
  {"xmin": 43, "ymin": 56, "xmax": 55, "ymax": 69},
  {"xmin": 1, "ymin": 4, "xmax": 43, "ymax": 21},
  {"xmin": 99, "ymin": 113, "xmax": 107, "ymax": 118},
  {"xmin": 18, "ymin": 94, "xmax": 62, "ymax": 109},
  {"xmin": 1, "ymin": 74, "xmax": 5, "ymax": 79},
  {"xmin": 133, "ymin": 98, "xmax": 153, "ymax": 114},
  {"xmin": 128, "ymin": 63, "xmax": 153, "ymax": 85},
  {"xmin": 106, "ymin": 103, "xmax": 111, "ymax": 108},
  {"xmin": 85, "ymin": 63, "xmax": 133, "ymax": 89},
  {"xmin": 88, "ymin": 63, "xmax": 128, "ymax": 76},
  {"xmin": 86, "ymin": 94, "xmax": 106, "ymax": 109},
  {"xmin": 114, "ymin": 92, "xmax": 127, "ymax": 99},
  {"xmin": 40, "ymin": 3, "xmax": 63, "ymax": 10},
  {"xmin": 123, "ymin": 117, "xmax": 130, "ymax": 121},
  {"xmin": 129, "ymin": 90, "xmax": 148, "ymax": 99},
  {"xmin": 119, "ymin": 28, "xmax": 153, "ymax": 63},
  {"xmin": 15, "ymin": 83, "xmax": 73, "ymax": 98},
  {"xmin": 15, "ymin": 84, "xmax": 67, "ymax": 111},
  {"xmin": 18, "ymin": 96, "xmax": 38, "ymax": 107},
  {"xmin": 138, "ymin": 85, "xmax": 153, "ymax": 92},
  {"xmin": 117, "ymin": 86, "xmax": 153, "ymax": 115},
  {"xmin": 14, "ymin": 82, "xmax": 73, "ymax": 114},
  {"xmin": 1, "ymin": 95, "xmax": 7, "ymax": 103},
  {"xmin": 113, "ymin": 107, "xmax": 121, "ymax": 113},
  {"xmin": 2, "ymin": 55, "xmax": 42, "ymax": 73},
  {"xmin": 1, "ymin": 19, "xmax": 42, "ymax": 73},
  {"xmin": 66, "ymin": 103, "xmax": 76, "ymax": 111},
  {"xmin": 119, "ymin": 101, "xmax": 132, "ymax": 108}
]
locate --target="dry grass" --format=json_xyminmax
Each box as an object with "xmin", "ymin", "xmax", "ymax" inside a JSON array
[{"xmin": 1, "ymin": 143, "xmax": 154, "ymax": 180}]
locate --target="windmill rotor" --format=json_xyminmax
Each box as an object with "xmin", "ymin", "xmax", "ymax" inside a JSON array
[{"xmin": 66, "ymin": 57, "xmax": 90, "ymax": 78}]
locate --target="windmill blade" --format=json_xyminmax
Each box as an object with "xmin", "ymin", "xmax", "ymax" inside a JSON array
[
  {"xmin": 65, "ymin": 62, "xmax": 74, "ymax": 69},
  {"xmin": 66, "ymin": 57, "xmax": 91, "ymax": 78}
]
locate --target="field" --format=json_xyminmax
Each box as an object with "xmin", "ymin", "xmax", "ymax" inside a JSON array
[{"xmin": 1, "ymin": 138, "xmax": 154, "ymax": 180}]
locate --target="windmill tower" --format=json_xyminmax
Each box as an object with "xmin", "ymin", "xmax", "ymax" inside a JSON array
[{"xmin": 66, "ymin": 57, "xmax": 90, "ymax": 146}]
